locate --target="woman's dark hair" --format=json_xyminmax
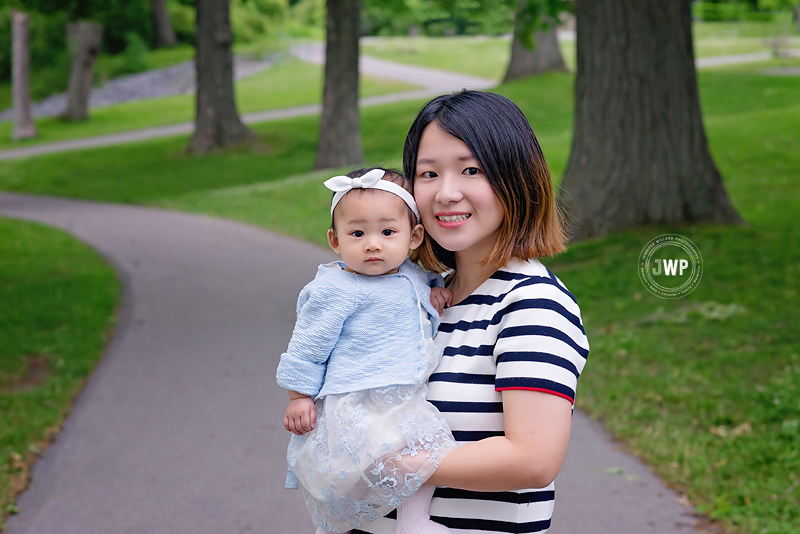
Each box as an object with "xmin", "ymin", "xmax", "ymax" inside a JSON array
[{"xmin": 403, "ymin": 90, "xmax": 566, "ymax": 272}]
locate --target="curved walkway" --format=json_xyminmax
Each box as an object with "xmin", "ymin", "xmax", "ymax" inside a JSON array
[
  {"xmin": 0, "ymin": 47, "xmax": 494, "ymax": 162},
  {"xmin": 0, "ymin": 192, "xmax": 702, "ymax": 534},
  {"xmin": 1, "ymin": 45, "xmax": 798, "ymax": 162}
]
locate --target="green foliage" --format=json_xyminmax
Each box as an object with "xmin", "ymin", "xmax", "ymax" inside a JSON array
[
  {"xmin": 693, "ymin": 1, "xmax": 775, "ymax": 22},
  {"xmin": 758, "ymin": 0, "xmax": 800, "ymax": 11},
  {"xmin": 115, "ymin": 32, "xmax": 150, "ymax": 75},
  {"xmin": 360, "ymin": 0, "xmax": 514, "ymax": 37},
  {"xmin": 0, "ymin": 8, "xmax": 68, "ymax": 84},
  {"xmin": 231, "ymin": 0, "xmax": 287, "ymax": 44},
  {"xmin": 166, "ymin": 0, "xmax": 196, "ymax": 45},
  {"xmin": 95, "ymin": 0, "xmax": 153, "ymax": 54}
]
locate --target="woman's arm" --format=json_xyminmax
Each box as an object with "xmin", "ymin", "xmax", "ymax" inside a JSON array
[{"xmin": 426, "ymin": 390, "xmax": 573, "ymax": 491}]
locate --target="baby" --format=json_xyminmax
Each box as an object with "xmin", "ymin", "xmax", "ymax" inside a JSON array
[{"xmin": 277, "ymin": 168, "xmax": 457, "ymax": 534}]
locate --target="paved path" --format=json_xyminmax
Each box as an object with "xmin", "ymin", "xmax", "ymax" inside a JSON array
[
  {"xmin": 1, "ymin": 44, "xmax": 798, "ymax": 162},
  {"xmin": 0, "ymin": 192, "xmax": 703, "ymax": 534},
  {"xmin": 0, "ymin": 46, "xmax": 493, "ymax": 162}
]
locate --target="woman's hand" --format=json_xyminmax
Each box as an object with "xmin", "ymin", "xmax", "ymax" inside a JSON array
[
  {"xmin": 426, "ymin": 390, "xmax": 573, "ymax": 491},
  {"xmin": 284, "ymin": 392, "xmax": 317, "ymax": 435}
]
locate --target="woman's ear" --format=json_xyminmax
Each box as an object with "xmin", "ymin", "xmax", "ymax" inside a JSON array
[
  {"xmin": 327, "ymin": 228, "xmax": 340, "ymax": 254},
  {"xmin": 409, "ymin": 223, "xmax": 424, "ymax": 251}
]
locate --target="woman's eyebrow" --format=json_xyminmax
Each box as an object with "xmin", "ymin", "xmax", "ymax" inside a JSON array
[{"xmin": 417, "ymin": 154, "xmax": 475, "ymax": 164}]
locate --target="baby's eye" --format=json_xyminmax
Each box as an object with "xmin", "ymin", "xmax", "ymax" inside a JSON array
[
  {"xmin": 351, "ymin": 230, "xmax": 364, "ymax": 237},
  {"xmin": 382, "ymin": 229, "xmax": 395, "ymax": 237},
  {"xmin": 464, "ymin": 167, "xmax": 481, "ymax": 176}
]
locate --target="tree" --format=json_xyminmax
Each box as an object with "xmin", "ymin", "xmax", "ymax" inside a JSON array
[
  {"xmin": 151, "ymin": 0, "xmax": 178, "ymax": 47},
  {"xmin": 558, "ymin": 0, "xmax": 743, "ymax": 241},
  {"xmin": 63, "ymin": 21, "xmax": 102, "ymax": 122},
  {"xmin": 11, "ymin": 9, "xmax": 37, "ymax": 140},
  {"xmin": 503, "ymin": 0, "xmax": 568, "ymax": 82},
  {"xmin": 314, "ymin": 0, "xmax": 363, "ymax": 169},
  {"xmin": 189, "ymin": 0, "xmax": 257, "ymax": 154}
]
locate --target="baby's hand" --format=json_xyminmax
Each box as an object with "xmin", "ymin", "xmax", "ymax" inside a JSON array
[
  {"xmin": 430, "ymin": 286, "xmax": 452, "ymax": 316},
  {"xmin": 284, "ymin": 395, "xmax": 317, "ymax": 436}
]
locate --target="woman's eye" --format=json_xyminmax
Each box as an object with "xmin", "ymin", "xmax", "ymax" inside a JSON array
[
  {"xmin": 351, "ymin": 230, "xmax": 364, "ymax": 237},
  {"xmin": 420, "ymin": 171, "xmax": 437, "ymax": 179},
  {"xmin": 464, "ymin": 167, "xmax": 480, "ymax": 176},
  {"xmin": 382, "ymin": 229, "xmax": 395, "ymax": 237}
]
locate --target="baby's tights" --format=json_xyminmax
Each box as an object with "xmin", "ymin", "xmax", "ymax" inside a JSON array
[{"xmin": 313, "ymin": 485, "xmax": 450, "ymax": 534}]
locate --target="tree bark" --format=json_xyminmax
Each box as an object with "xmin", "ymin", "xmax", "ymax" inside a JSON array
[
  {"xmin": 151, "ymin": 0, "xmax": 178, "ymax": 48},
  {"xmin": 189, "ymin": 0, "xmax": 256, "ymax": 154},
  {"xmin": 796, "ymin": 4, "xmax": 800, "ymax": 34},
  {"xmin": 503, "ymin": 4, "xmax": 567, "ymax": 82},
  {"xmin": 63, "ymin": 21, "xmax": 102, "ymax": 122},
  {"xmin": 558, "ymin": 0, "xmax": 743, "ymax": 241},
  {"xmin": 11, "ymin": 10, "xmax": 37, "ymax": 140},
  {"xmin": 314, "ymin": 0, "xmax": 363, "ymax": 170}
]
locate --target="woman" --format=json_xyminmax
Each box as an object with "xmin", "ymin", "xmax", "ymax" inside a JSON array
[{"xmin": 354, "ymin": 91, "xmax": 589, "ymax": 533}]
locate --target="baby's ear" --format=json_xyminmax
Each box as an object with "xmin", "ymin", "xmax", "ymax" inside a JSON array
[
  {"xmin": 409, "ymin": 223, "xmax": 424, "ymax": 251},
  {"xmin": 327, "ymin": 228, "xmax": 341, "ymax": 254}
]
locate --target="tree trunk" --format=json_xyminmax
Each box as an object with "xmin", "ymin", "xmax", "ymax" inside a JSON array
[
  {"xmin": 11, "ymin": 10, "xmax": 37, "ymax": 140},
  {"xmin": 151, "ymin": 0, "xmax": 178, "ymax": 48},
  {"xmin": 796, "ymin": 4, "xmax": 800, "ymax": 34},
  {"xmin": 314, "ymin": 0, "xmax": 363, "ymax": 170},
  {"xmin": 189, "ymin": 0, "xmax": 256, "ymax": 154},
  {"xmin": 558, "ymin": 0, "xmax": 743, "ymax": 241},
  {"xmin": 503, "ymin": 4, "xmax": 567, "ymax": 83},
  {"xmin": 63, "ymin": 21, "xmax": 102, "ymax": 122}
]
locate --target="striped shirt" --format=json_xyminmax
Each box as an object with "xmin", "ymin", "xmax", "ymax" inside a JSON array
[{"xmin": 353, "ymin": 258, "xmax": 589, "ymax": 534}]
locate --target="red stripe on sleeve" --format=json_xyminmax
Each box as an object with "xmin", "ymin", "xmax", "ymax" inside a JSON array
[{"xmin": 495, "ymin": 386, "xmax": 574, "ymax": 405}]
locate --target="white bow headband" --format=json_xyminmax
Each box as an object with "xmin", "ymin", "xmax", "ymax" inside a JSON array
[{"xmin": 324, "ymin": 169, "xmax": 420, "ymax": 221}]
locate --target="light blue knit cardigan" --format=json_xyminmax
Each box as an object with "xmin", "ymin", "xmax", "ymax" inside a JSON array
[{"xmin": 276, "ymin": 258, "xmax": 441, "ymax": 399}]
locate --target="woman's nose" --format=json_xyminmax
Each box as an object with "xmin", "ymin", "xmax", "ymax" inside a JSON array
[{"xmin": 434, "ymin": 175, "xmax": 463, "ymax": 204}]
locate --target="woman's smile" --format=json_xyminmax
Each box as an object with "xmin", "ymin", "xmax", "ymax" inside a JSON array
[{"xmin": 435, "ymin": 212, "xmax": 471, "ymax": 227}]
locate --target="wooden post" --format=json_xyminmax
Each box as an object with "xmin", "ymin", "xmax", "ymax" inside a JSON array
[
  {"xmin": 63, "ymin": 21, "xmax": 103, "ymax": 122},
  {"xmin": 11, "ymin": 10, "xmax": 37, "ymax": 140}
]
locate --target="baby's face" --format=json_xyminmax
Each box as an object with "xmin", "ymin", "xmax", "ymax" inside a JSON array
[{"xmin": 328, "ymin": 189, "xmax": 423, "ymax": 276}]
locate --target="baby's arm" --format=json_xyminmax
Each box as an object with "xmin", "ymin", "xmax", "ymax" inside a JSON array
[
  {"xmin": 284, "ymin": 390, "xmax": 316, "ymax": 436},
  {"xmin": 430, "ymin": 286, "xmax": 452, "ymax": 316}
]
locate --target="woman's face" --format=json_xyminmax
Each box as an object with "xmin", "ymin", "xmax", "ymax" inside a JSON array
[{"xmin": 413, "ymin": 122, "xmax": 504, "ymax": 262}]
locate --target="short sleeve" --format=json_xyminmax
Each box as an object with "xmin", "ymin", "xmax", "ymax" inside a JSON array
[
  {"xmin": 493, "ymin": 274, "xmax": 589, "ymax": 404},
  {"xmin": 276, "ymin": 278, "xmax": 359, "ymax": 397}
]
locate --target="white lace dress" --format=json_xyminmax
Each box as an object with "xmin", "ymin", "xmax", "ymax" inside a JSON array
[{"xmin": 286, "ymin": 308, "xmax": 457, "ymax": 533}]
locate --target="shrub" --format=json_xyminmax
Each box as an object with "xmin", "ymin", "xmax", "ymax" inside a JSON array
[
  {"xmin": 0, "ymin": 8, "xmax": 69, "ymax": 85},
  {"xmin": 167, "ymin": 1, "xmax": 196, "ymax": 46}
]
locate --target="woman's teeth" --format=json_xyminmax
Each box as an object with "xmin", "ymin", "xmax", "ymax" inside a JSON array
[{"xmin": 437, "ymin": 214, "xmax": 470, "ymax": 222}]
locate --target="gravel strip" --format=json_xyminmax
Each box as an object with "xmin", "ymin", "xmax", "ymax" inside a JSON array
[{"xmin": 0, "ymin": 56, "xmax": 275, "ymax": 122}]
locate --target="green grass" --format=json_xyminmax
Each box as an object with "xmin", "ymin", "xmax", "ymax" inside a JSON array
[
  {"xmin": 361, "ymin": 21, "xmax": 800, "ymax": 81},
  {"xmin": 0, "ymin": 218, "xmax": 120, "ymax": 524},
  {"xmin": 362, "ymin": 35, "xmax": 521, "ymax": 80},
  {"xmin": 94, "ymin": 44, "xmax": 197, "ymax": 83},
  {"xmin": 0, "ymin": 65, "xmax": 798, "ymax": 533},
  {"xmin": 0, "ymin": 57, "xmax": 417, "ymax": 150}
]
